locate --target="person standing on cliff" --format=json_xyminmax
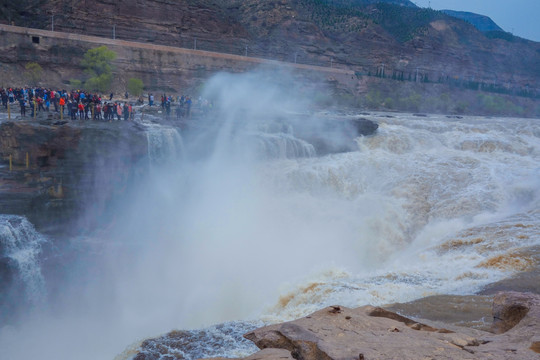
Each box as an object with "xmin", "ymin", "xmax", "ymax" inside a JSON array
[
  {"xmin": 95, "ymin": 103, "xmax": 102, "ymax": 120},
  {"xmin": 1, "ymin": 90, "xmax": 7, "ymax": 109},
  {"xmin": 186, "ymin": 96, "xmax": 192, "ymax": 118},
  {"xmin": 38, "ymin": 97, "xmax": 44, "ymax": 112},
  {"xmin": 19, "ymin": 98, "xmax": 26, "ymax": 117},
  {"xmin": 123, "ymin": 102, "xmax": 129, "ymax": 121},
  {"xmin": 165, "ymin": 100, "xmax": 171, "ymax": 119},
  {"xmin": 116, "ymin": 102, "xmax": 122, "ymax": 121},
  {"xmin": 59, "ymin": 97, "xmax": 66, "ymax": 115},
  {"xmin": 77, "ymin": 102, "xmax": 85, "ymax": 120},
  {"xmin": 53, "ymin": 90, "xmax": 60, "ymax": 112}
]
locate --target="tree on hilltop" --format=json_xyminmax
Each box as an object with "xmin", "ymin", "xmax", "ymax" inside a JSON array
[
  {"xmin": 24, "ymin": 62, "xmax": 43, "ymax": 86},
  {"xmin": 81, "ymin": 46, "xmax": 117, "ymax": 92},
  {"xmin": 127, "ymin": 78, "xmax": 144, "ymax": 96}
]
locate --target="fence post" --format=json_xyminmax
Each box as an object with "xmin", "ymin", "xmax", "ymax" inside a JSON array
[
  {"xmin": 26, "ymin": 152, "xmax": 29, "ymax": 169},
  {"xmin": 9, "ymin": 154, "xmax": 12, "ymax": 171}
]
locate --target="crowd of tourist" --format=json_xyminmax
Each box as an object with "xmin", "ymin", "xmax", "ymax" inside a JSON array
[
  {"xmin": 158, "ymin": 93, "xmax": 195, "ymax": 119},
  {"xmin": 0, "ymin": 87, "xmax": 137, "ymax": 121},
  {"xmin": 0, "ymin": 87, "xmax": 212, "ymax": 121}
]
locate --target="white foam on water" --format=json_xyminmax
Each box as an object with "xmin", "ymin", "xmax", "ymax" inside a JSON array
[
  {"xmin": 259, "ymin": 113, "xmax": 540, "ymax": 322},
  {"xmin": 143, "ymin": 122, "xmax": 184, "ymax": 165},
  {"xmin": 1, "ymin": 71, "xmax": 540, "ymax": 360},
  {"xmin": 0, "ymin": 215, "xmax": 46, "ymax": 305}
]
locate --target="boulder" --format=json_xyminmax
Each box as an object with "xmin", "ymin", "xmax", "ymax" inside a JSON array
[
  {"xmin": 471, "ymin": 292, "xmax": 540, "ymax": 359},
  {"xmin": 243, "ymin": 294, "xmax": 540, "ymax": 360},
  {"xmin": 144, "ymin": 293, "xmax": 540, "ymax": 360},
  {"xmin": 491, "ymin": 291, "xmax": 537, "ymax": 334},
  {"xmin": 244, "ymin": 305, "xmax": 483, "ymax": 360},
  {"xmin": 199, "ymin": 348, "xmax": 293, "ymax": 360},
  {"xmin": 293, "ymin": 117, "xmax": 378, "ymax": 155}
]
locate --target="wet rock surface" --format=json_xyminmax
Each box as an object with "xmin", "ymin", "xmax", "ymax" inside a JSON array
[
  {"xmin": 244, "ymin": 305, "xmax": 483, "ymax": 360},
  {"xmin": 293, "ymin": 117, "xmax": 379, "ymax": 155},
  {"xmin": 385, "ymin": 294, "xmax": 494, "ymax": 331},
  {"xmin": 134, "ymin": 321, "xmax": 260, "ymax": 360},
  {"xmin": 145, "ymin": 292, "xmax": 540, "ymax": 360}
]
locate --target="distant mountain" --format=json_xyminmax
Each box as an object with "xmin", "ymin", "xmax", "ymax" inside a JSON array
[
  {"xmin": 320, "ymin": 0, "xmax": 417, "ymax": 7},
  {"xmin": 362, "ymin": 0, "xmax": 417, "ymax": 6},
  {"xmin": 441, "ymin": 10, "xmax": 503, "ymax": 32}
]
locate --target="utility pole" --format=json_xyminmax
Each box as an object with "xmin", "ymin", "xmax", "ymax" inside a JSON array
[
  {"xmin": 51, "ymin": 15, "xmax": 54, "ymax": 31},
  {"xmin": 245, "ymin": 45, "xmax": 248, "ymax": 57},
  {"xmin": 194, "ymin": 38, "xmax": 197, "ymax": 50},
  {"xmin": 294, "ymin": 52, "xmax": 298, "ymax": 64}
]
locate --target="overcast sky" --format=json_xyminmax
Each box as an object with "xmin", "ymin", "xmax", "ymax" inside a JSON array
[{"xmin": 411, "ymin": 0, "xmax": 540, "ymax": 42}]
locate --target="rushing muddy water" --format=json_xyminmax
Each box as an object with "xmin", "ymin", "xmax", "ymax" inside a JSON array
[{"xmin": 1, "ymin": 107, "xmax": 539, "ymax": 359}]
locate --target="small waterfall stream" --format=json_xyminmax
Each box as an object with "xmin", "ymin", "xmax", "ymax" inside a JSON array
[
  {"xmin": 144, "ymin": 123, "xmax": 184, "ymax": 165},
  {"xmin": 242, "ymin": 131, "xmax": 316, "ymax": 159},
  {"xmin": 0, "ymin": 215, "xmax": 47, "ymax": 307}
]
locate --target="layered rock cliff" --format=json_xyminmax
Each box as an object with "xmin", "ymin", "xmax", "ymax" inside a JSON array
[
  {"xmin": 1, "ymin": 0, "xmax": 539, "ymax": 91},
  {"xmin": 0, "ymin": 118, "xmax": 149, "ymax": 235}
]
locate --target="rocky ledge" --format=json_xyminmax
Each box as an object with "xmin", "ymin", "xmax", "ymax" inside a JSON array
[
  {"xmin": 135, "ymin": 292, "xmax": 540, "ymax": 360},
  {"xmin": 0, "ymin": 118, "xmax": 149, "ymax": 235},
  {"xmin": 0, "ymin": 114, "xmax": 378, "ymax": 236}
]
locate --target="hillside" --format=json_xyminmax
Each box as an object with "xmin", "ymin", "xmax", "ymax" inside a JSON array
[
  {"xmin": 441, "ymin": 10, "xmax": 503, "ymax": 32},
  {"xmin": 0, "ymin": 0, "xmax": 539, "ymax": 116},
  {"xmin": 1, "ymin": 0, "xmax": 539, "ymax": 88}
]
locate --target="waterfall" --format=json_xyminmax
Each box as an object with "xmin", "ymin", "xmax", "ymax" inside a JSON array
[
  {"xmin": 0, "ymin": 215, "xmax": 46, "ymax": 306},
  {"xmin": 227, "ymin": 120, "xmax": 316, "ymax": 159},
  {"xmin": 144, "ymin": 123, "xmax": 184, "ymax": 165},
  {"xmin": 253, "ymin": 133, "xmax": 316, "ymax": 159}
]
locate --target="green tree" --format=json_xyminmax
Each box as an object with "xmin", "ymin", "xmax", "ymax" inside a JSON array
[
  {"xmin": 24, "ymin": 62, "xmax": 43, "ymax": 85},
  {"xmin": 81, "ymin": 46, "xmax": 116, "ymax": 92},
  {"xmin": 85, "ymin": 74, "xmax": 113, "ymax": 93},
  {"xmin": 127, "ymin": 78, "xmax": 144, "ymax": 96},
  {"xmin": 69, "ymin": 79, "xmax": 83, "ymax": 89}
]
